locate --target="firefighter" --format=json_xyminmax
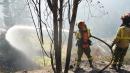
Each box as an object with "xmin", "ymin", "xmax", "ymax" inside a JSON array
[
  {"xmin": 75, "ymin": 21, "xmax": 93, "ymax": 69},
  {"xmin": 111, "ymin": 13, "xmax": 130, "ymax": 70}
]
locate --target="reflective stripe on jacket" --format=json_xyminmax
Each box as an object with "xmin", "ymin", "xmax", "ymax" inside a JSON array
[
  {"xmin": 114, "ymin": 26, "xmax": 130, "ymax": 48},
  {"xmin": 75, "ymin": 28, "xmax": 91, "ymax": 40}
]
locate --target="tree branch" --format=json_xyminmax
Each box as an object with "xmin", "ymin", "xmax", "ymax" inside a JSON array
[
  {"xmin": 70, "ymin": 0, "xmax": 79, "ymax": 23},
  {"xmin": 47, "ymin": 0, "xmax": 53, "ymax": 12}
]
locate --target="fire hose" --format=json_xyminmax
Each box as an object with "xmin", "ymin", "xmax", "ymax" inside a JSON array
[{"xmin": 91, "ymin": 35, "xmax": 114, "ymax": 73}]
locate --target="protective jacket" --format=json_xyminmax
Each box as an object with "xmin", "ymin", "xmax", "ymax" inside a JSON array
[
  {"xmin": 75, "ymin": 28, "xmax": 91, "ymax": 48},
  {"xmin": 114, "ymin": 26, "xmax": 130, "ymax": 48}
]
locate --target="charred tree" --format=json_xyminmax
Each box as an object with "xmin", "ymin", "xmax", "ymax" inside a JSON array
[
  {"xmin": 47, "ymin": 0, "xmax": 80, "ymax": 73},
  {"xmin": 47, "ymin": 0, "xmax": 62, "ymax": 72},
  {"xmin": 64, "ymin": 0, "xmax": 79, "ymax": 73}
]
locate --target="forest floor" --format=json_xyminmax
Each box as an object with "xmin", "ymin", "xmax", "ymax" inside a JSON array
[{"xmin": 15, "ymin": 61, "xmax": 130, "ymax": 73}]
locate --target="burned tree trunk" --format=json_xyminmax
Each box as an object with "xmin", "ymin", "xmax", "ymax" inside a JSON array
[
  {"xmin": 64, "ymin": 0, "xmax": 79, "ymax": 73},
  {"xmin": 47, "ymin": 0, "xmax": 79, "ymax": 73},
  {"xmin": 53, "ymin": 0, "xmax": 62, "ymax": 73},
  {"xmin": 58, "ymin": 0, "xmax": 63, "ymax": 72},
  {"xmin": 47, "ymin": 0, "xmax": 62, "ymax": 73}
]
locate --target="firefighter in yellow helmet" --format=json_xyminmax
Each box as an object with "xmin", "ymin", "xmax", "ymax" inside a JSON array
[
  {"xmin": 111, "ymin": 13, "xmax": 130, "ymax": 70},
  {"xmin": 75, "ymin": 21, "xmax": 93, "ymax": 69}
]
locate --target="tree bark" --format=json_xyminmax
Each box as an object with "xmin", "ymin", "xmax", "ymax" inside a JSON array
[
  {"xmin": 58, "ymin": 0, "xmax": 64, "ymax": 72},
  {"xmin": 47, "ymin": 0, "xmax": 53, "ymax": 12},
  {"xmin": 64, "ymin": 0, "xmax": 79, "ymax": 73},
  {"xmin": 47, "ymin": 0, "xmax": 79, "ymax": 73},
  {"xmin": 52, "ymin": 0, "xmax": 62, "ymax": 73}
]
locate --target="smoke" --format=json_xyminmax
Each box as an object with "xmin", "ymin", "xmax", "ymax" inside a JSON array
[
  {"xmin": 0, "ymin": 27, "xmax": 41, "ymax": 72},
  {"xmin": 5, "ymin": 25, "xmax": 48, "ymax": 57},
  {"xmin": 5, "ymin": 25, "xmax": 69, "ymax": 67},
  {"xmin": 5, "ymin": 25, "xmax": 70, "ymax": 57}
]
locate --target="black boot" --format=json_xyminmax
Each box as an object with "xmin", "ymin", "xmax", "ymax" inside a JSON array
[
  {"xmin": 75, "ymin": 65, "xmax": 80, "ymax": 70},
  {"xmin": 73, "ymin": 65, "xmax": 81, "ymax": 72},
  {"xmin": 117, "ymin": 64, "xmax": 122, "ymax": 71},
  {"xmin": 89, "ymin": 60, "xmax": 94, "ymax": 68},
  {"xmin": 110, "ymin": 64, "xmax": 118, "ymax": 71},
  {"xmin": 118, "ymin": 66, "xmax": 121, "ymax": 71}
]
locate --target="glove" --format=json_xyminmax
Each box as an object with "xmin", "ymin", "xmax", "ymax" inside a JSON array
[{"xmin": 88, "ymin": 39, "xmax": 92, "ymax": 45}]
